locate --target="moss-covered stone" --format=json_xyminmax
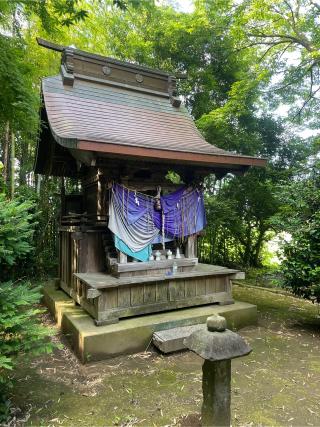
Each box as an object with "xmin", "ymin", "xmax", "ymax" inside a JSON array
[{"xmin": 42, "ymin": 281, "xmax": 257, "ymax": 362}]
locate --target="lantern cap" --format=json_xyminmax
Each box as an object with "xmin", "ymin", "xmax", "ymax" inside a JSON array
[
  {"xmin": 207, "ymin": 314, "xmax": 227, "ymax": 332},
  {"xmin": 184, "ymin": 316, "xmax": 252, "ymax": 362}
]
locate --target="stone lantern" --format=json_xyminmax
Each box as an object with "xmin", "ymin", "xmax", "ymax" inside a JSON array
[{"xmin": 184, "ymin": 315, "xmax": 252, "ymax": 427}]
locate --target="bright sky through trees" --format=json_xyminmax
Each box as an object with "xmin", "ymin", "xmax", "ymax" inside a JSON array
[
  {"xmin": 175, "ymin": 0, "xmax": 317, "ymax": 139},
  {"xmin": 174, "ymin": 0, "xmax": 194, "ymax": 12}
]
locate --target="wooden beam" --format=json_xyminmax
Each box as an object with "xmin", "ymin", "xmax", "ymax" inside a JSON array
[
  {"xmin": 87, "ymin": 288, "xmax": 102, "ymax": 299},
  {"xmin": 77, "ymin": 140, "xmax": 267, "ymax": 168},
  {"xmin": 36, "ymin": 37, "xmax": 65, "ymax": 52}
]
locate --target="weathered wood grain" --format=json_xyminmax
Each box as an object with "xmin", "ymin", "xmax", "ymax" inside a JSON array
[
  {"xmin": 196, "ymin": 277, "xmax": 206, "ymax": 296},
  {"xmin": 205, "ymin": 277, "xmax": 216, "ymax": 294},
  {"xmin": 104, "ymin": 288, "xmax": 118, "ymax": 309},
  {"xmin": 143, "ymin": 283, "xmax": 156, "ymax": 304},
  {"xmin": 75, "ymin": 265, "xmax": 240, "ymax": 289},
  {"xmin": 118, "ymin": 286, "xmax": 131, "ymax": 307},
  {"xmin": 130, "ymin": 284, "xmax": 144, "ymax": 306},
  {"xmin": 95, "ymin": 293, "xmax": 232, "ymax": 324},
  {"xmin": 185, "ymin": 279, "xmax": 196, "ymax": 298},
  {"xmin": 175, "ymin": 279, "xmax": 185, "ymax": 300},
  {"xmin": 156, "ymin": 282, "xmax": 168, "ymax": 302},
  {"xmin": 185, "ymin": 235, "xmax": 197, "ymax": 258},
  {"xmin": 113, "ymin": 257, "xmax": 197, "ymax": 275}
]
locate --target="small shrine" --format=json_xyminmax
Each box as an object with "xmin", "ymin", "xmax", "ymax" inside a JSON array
[{"xmin": 35, "ymin": 39, "xmax": 265, "ymax": 327}]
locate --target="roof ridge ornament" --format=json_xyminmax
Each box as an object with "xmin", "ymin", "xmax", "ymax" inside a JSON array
[
  {"xmin": 168, "ymin": 75, "xmax": 181, "ymax": 108},
  {"xmin": 61, "ymin": 47, "xmax": 75, "ymax": 86},
  {"xmin": 102, "ymin": 64, "xmax": 112, "ymax": 76},
  {"xmin": 36, "ymin": 38, "xmax": 188, "ymax": 98}
]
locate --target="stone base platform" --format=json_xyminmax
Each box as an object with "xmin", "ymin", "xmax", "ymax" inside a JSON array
[{"xmin": 42, "ymin": 280, "xmax": 257, "ymax": 363}]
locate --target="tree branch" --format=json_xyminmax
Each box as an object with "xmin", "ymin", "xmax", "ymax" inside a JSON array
[
  {"xmin": 283, "ymin": 0, "xmax": 297, "ymax": 28},
  {"xmin": 246, "ymin": 31, "xmax": 314, "ymax": 52},
  {"xmin": 310, "ymin": 0, "xmax": 320, "ymax": 13},
  {"xmin": 259, "ymin": 41, "xmax": 293, "ymax": 61},
  {"xmin": 294, "ymin": 85, "xmax": 320, "ymax": 121}
]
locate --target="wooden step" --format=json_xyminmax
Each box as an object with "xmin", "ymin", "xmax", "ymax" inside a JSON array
[{"xmin": 111, "ymin": 257, "xmax": 198, "ymax": 278}]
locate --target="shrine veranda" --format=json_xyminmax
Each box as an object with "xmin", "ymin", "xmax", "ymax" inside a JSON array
[{"xmin": 35, "ymin": 39, "xmax": 265, "ymax": 353}]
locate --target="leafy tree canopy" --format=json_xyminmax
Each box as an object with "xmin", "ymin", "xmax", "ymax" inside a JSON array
[
  {"xmin": 232, "ymin": 0, "xmax": 320, "ymax": 127},
  {"xmin": 272, "ymin": 160, "xmax": 320, "ymax": 301},
  {"xmin": 0, "ymin": 0, "xmax": 316, "ymax": 279}
]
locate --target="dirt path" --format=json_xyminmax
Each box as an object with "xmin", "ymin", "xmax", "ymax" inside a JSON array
[{"xmin": 8, "ymin": 285, "xmax": 320, "ymax": 426}]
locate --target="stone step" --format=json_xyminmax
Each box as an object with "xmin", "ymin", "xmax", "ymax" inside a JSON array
[{"xmin": 153, "ymin": 323, "xmax": 206, "ymax": 354}]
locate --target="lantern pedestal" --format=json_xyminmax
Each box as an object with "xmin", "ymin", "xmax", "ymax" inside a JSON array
[{"xmin": 184, "ymin": 315, "xmax": 252, "ymax": 427}]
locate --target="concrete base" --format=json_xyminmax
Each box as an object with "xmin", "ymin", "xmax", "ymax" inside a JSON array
[{"xmin": 42, "ymin": 280, "xmax": 257, "ymax": 363}]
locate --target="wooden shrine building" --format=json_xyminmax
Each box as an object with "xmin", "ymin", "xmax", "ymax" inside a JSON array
[{"xmin": 34, "ymin": 39, "xmax": 266, "ymax": 326}]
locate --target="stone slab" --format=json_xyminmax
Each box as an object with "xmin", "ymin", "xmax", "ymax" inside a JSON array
[
  {"xmin": 153, "ymin": 324, "xmax": 206, "ymax": 353},
  {"xmin": 42, "ymin": 280, "xmax": 257, "ymax": 363}
]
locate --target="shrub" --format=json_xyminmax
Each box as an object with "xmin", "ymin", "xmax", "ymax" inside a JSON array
[
  {"xmin": 0, "ymin": 193, "xmax": 37, "ymax": 280},
  {"xmin": 282, "ymin": 213, "xmax": 320, "ymax": 302},
  {"xmin": 275, "ymin": 162, "xmax": 320, "ymax": 302},
  {"xmin": 0, "ymin": 193, "xmax": 55, "ymax": 421},
  {"xmin": 0, "ymin": 280, "xmax": 54, "ymax": 421}
]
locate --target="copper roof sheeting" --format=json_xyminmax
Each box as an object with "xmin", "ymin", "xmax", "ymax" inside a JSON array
[
  {"xmin": 34, "ymin": 42, "xmax": 266, "ymax": 175},
  {"xmin": 41, "ymin": 75, "xmax": 265, "ymax": 167}
]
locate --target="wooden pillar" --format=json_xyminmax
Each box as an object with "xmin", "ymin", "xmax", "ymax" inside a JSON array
[
  {"xmin": 185, "ymin": 235, "xmax": 197, "ymax": 258},
  {"xmin": 117, "ymin": 250, "xmax": 127, "ymax": 264}
]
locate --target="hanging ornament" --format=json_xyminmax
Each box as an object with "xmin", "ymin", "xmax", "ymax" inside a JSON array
[
  {"xmin": 154, "ymin": 197, "xmax": 161, "ymax": 211},
  {"xmin": 154, "ymin": 186, "xmax": 162, "ymax": 211}
]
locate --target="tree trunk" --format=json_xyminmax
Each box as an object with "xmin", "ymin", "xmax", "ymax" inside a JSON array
[
  {"xmin": 242, "ymin": 223, "xmax": 252, "ymax": 266},
  {"xmin": 252, "ymin": 226, "xmax": 266, "ymax": 267},
  {"xmin": 19, "ymin": 138, "xmax": 28, "ymax": 186},
  {"xmin": 2, "ymin": 122, "xmax": 10, "ymax": 186},
  {"xmin": 36, "ymin": 174, "xmax": 42, "ymax": 194},
  {"xmin": 10, "ymin": 132, "xmax": 15, "ymax": 198}
]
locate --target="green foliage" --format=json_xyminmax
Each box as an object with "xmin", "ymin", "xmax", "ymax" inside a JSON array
[
  {"xmin": 166, "ymin": 171, "xmax": 182, "ymax": 185},
  {"xmin": 231, "ymin": 0, "xmax": 320, "ymax": 126},
  {"xmin": 0, "ymin": 35, "xmax": 38, "ymax": 133},
  {"xmin": 13, "ymin": 0, "xmax": 312, "ymax": 271},
  {"xmin": 0, "ymin": 0, "xmax": 317, "ymax": 277},
  {"xmin": 0, "ymin": 1, "xmax": 88, "ymax": 134},
  {"xmin": 0, "ymin": 193, "xmax": 37, "ymax": 277},
  {"xmin": 199, "ymin": 117, "xmax": 309, "ymax": 268},
  {"xmin": 32, "ymin": 178, "xmax": 61, "ymax": 277},
  {"xmin": 0, "ymin": 0, "xmax": 88, "ymax": 32},
  {"xmin": 273, "ymin": 161, "xmax": 320, "ymax": 302},
  {"xmin": 200, "ymin": 171, "xmax": 278, "ymax": 268},
  {"xmin": 0, "ymin": 280, "xmax": 54, "ymax": 421}
]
